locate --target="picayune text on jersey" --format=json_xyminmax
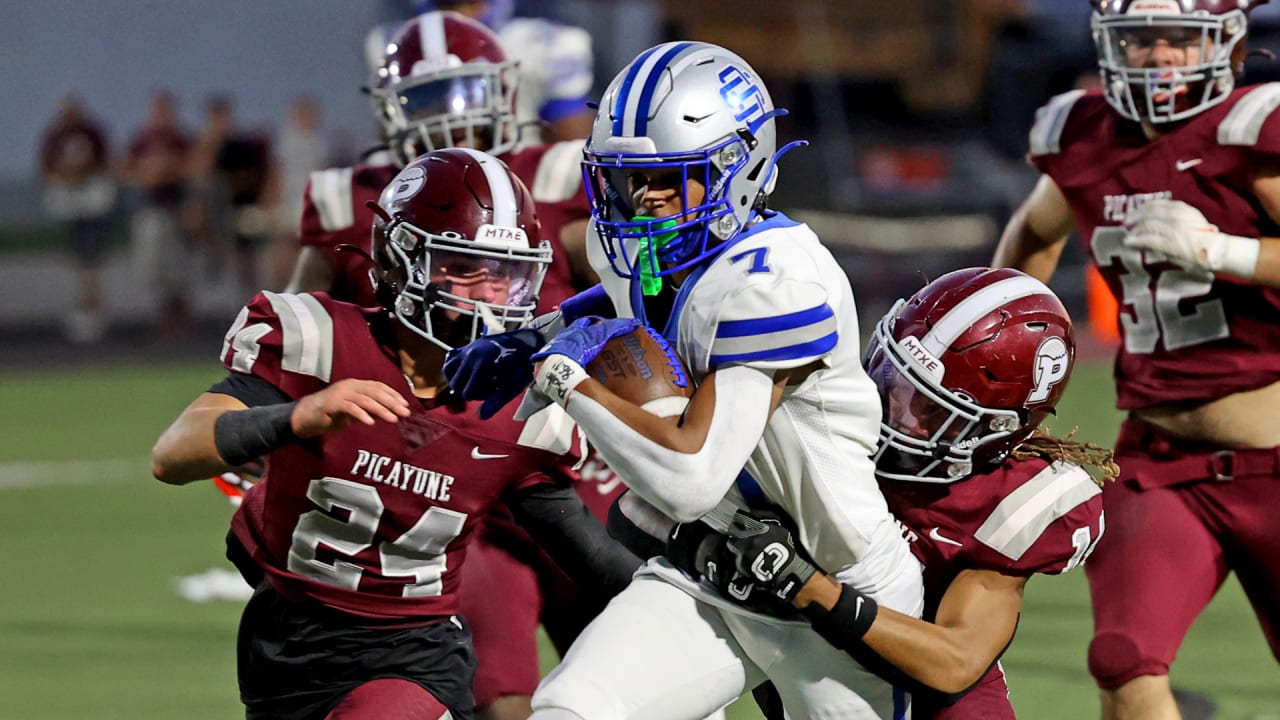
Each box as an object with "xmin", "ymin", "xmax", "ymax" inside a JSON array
[
  {"xmin": 351, "ymin": 450, "xmax": 454, "ymax": 501},
  {"xmin": 1102, "ymin": 190, "xmax": 1172, "ymax": 223}
]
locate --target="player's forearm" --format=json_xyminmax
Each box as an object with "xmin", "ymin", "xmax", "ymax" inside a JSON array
[
  {"xmin": 152, "ymin": 395, "xmax": 248, "ymax": 485},
  {"xmin": 1246, "ymin": 236, "xmax": 1280, "ymax": 288},
  {"xmin": 993, "ymin": 219, "xmax": 1067, "ymax": 283},
  {"xmin": 565, "ymin": 367, "xmax": 772, "ymax": 522},
  {"xmin": 795, "ymin": 572, "xmax": 1018, "ymax": 695}
]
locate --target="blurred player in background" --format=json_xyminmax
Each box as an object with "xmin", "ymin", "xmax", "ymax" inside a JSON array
[
  {"xmin": 290, "ymin": 12, "xmax": 608, "ymax": 720},
  {"xmin": 697, "ymin": 268, "xmax": 1114, "ymax": 719},
  {"xmin": 401, "ymin": 0, "xmax": 596, "ymax": 144},
  {"xmin": 994, "ymin": 1, "xmax": 1280, "ymax": 717},
  {"xmin": 152, "ymin": 149, "xmax": 639, "ymax": 720},
  {"xmin": 447, "ymin": 41, "xmax": 924, "ymax": 719}
]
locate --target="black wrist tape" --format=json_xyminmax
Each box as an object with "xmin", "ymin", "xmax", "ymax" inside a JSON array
[
  {"xmin": 213, "ymin": 402, "xmax": 299, "ymax": 467},
  {"xmin": 802, "ymin": 584, "xmax": 879, "ymax": 649}
]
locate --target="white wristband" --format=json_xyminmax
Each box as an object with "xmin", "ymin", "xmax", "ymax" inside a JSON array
[
  {"xmin": 1213, "ymin": 233, "xmax": 1261, "ymax": 278},
  {"xmin": 534, "ymin": 355, "xmax": 589, "ymax": 408}
]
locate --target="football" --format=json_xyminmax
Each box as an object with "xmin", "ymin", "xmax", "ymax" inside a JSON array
[{"xmin": 587, "ymin": 325, "xmax": 692, "ymax": 419}]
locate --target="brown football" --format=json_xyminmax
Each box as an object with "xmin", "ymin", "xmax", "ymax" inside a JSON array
[{"xmin": 587, "ymin": 325, "xmax": 693, "ymax": 419}]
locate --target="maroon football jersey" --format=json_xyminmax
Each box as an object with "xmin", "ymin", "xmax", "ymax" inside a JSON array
[
  {"xmin": 223, "ymin": 291, "xmax": 574, "ymax": 622},
  {"xmin": 882, "ymin": 458, "xmax": 1104, "ymax": 619},
  {"xmin": 882, "ymin": 458, "xmax": 1103, "ymax": 718},
  {"xmin": 298, "ymin": 153, "xmax": 397, "ymax": 308},
  {"xmin": 1029, "ymin": 86, "xmax": 1280, "ymax": 409}
]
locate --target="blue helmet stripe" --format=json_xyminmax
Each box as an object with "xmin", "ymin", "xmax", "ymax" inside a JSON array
[
  {"xmin": 612, "ymin": 44, "xmax": 666, "ymax": 137},
  {"xmin": 633, "ymin": 41, "xmax": 694, "ymax": 137}
]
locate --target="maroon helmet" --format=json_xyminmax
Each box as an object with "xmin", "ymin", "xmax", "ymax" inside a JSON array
[
  {"xmin": 864, "ymin": 268, "xmax": 1075, "ymax": 483},
  {"xmin": 370, "ymin": 11, "xmax": 519, "ymax": 166},
  {"xmin": 1092, "ymin": 0, "xmax": 1269, "ymax": 124},
  {"xmin": 371, "ymin": 148, "xmax": 550, "ymax": 350}
]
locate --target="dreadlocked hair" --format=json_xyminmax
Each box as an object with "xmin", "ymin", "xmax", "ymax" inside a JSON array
[{"xmin": 1009, "ymin": 427, "xmax": 1119, "ymax": 486}]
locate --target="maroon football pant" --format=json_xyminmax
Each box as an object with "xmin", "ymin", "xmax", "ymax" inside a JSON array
[{"xmin": 1086, "ymin": 418, "xmax": 1280, "ymax": 689}]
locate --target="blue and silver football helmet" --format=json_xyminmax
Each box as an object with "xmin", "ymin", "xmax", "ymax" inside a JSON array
[{"xmin": 583, "ymin": 42, "xmax": 800, "ymax": 285}]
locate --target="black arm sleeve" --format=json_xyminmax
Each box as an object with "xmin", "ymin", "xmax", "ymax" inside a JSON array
[
  {"xmin": 208, "ymin": 372, "xmax": 291, "ymax": 407},
  {"xmin": 605, "ymin": 495, "xmax": 667, "ymax": 560},
  {"xmin": 509, "ymin": 483, "xmax": 644, "ymax": 598}
]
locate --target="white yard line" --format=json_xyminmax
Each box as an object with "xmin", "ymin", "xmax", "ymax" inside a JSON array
[{"xmin": 0, "ymin": 457, "xmax": 146, "ymax": 489}]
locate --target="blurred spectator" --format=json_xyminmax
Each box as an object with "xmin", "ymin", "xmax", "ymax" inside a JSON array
[
  {"xmin": 125, "ymin": 90, "xmax": 192, "ymax": 335},
  {"xmin": 388, "ymin": 0, "xmax": 596, "ymax": 144},
  {"xmin": 184, "ymin": 96, "xmax": 275, "ymax": 301},
  {"xmin": 38, "ymin": 94, "xmax": 118, "ymax": 343},
  {"xmin": 266, "ymin": 94, "xmax": 329, "ymax": 289},
  {"xmin": 183, "ymin": 95, "xmax": 236, "ymax": 281}
]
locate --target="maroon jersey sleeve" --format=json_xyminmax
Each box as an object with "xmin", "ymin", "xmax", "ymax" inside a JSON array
[
  {"xmin": 219, "ymin": 290, "xmax": 334, "ymax": 401},
  {"xmin": 502, "ymin": 140, "xmax": 592, "ymax": 311},
  {"xmin": 297, "ymin": 161, "xmax": 398, "ymax": 307},
  {"xmin": 1027, "ymin": 86, "xmax": 1280, "ymax": 409},
  {"xmin": 886, "ymin": 459, "xmax": 1104, "ymax": 617}
]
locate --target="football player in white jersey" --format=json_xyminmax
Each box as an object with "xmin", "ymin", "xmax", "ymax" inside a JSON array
[{"xmin": 446, "ymin": 41, "xmax": 924, "ymax": 720}]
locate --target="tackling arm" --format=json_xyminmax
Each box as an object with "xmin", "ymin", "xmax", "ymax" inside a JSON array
[
  {"xmin": 993, "ymin": 175, "xmax": 1076, "ymax": 283},
  {"xmin": 793, "ymin": 567, "xmax": 1026, "ymax": 696}
]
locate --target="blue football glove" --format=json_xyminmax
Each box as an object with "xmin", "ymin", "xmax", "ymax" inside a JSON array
[
  {"xmin": 530, "ymin": 316, "xmax": 642, "ymax": 369},
  {"xmin": 443, "ymin": 327, "xmax": 546, "ymax": 419}
]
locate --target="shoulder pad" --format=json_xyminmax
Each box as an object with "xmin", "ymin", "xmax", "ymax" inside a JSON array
[
  {"xmin": 221, "ymin": 291, "xmax": 335, "ymax": 383},
  {"xmin": 1029, "ymin": 90, "xmax": 1087, "ymax": 158},
  {"xmin": 974, "ymin": 461, "xmax": 1101, "ymax": 561},
  {"xmin": 307, "ymin": 167, "xmax": 356, "ymax": 232},
  {"xmin": 1218, "ymin": 83, "xmax": 1280, "ymax": 147},
  {"xmin": 707, "ymin": 265, "xmax": 837, "ymax": 369},
  {"xmin": 531, "ymin": 139, "xmax": 586, "ymax": 203}
]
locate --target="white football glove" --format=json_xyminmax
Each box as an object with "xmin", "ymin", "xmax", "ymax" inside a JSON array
[{"xmin": 1123, "ymin": 198, "xmax": 1259, "ymax": 278}]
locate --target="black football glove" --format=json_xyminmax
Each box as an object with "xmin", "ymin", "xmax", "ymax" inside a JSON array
[{"xmin": 723, "ymin": 508, "xmax": 820, "ymax": 605}]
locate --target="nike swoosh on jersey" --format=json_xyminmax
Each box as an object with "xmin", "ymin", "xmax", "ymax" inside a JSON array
[
  {"xmin": 1175, "ymin": 158, "xmax": 1203, "ymax": 171},
  {"xmin": 929, "ymin": 527, "xmax": 964, "ymax": 547},
  {"xmin": 471, "ymin": 447, "xmax": 511, "ymax": 460}
]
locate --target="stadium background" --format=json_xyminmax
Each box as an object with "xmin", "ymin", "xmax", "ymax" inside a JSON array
[{"xmin": 3, "ymin": 1, "xmax": 1279, "ymax": 718}]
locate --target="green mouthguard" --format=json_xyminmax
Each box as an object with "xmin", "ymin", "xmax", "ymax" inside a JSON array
[{"xmin": 632, "ymin": 215, "xmax": 679, "ymax": 296}]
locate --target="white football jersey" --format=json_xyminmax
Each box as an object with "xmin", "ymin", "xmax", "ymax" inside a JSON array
[
  {"xmin": 499, "ymin": 17, "xmax": 593, "ymax": 144},
  {"xmin": 590, "ymin": 212, "xmax": 900, "ymax": 575}
]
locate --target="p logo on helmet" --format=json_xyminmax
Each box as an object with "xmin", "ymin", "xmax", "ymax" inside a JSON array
[{"xmin": 1028, "ymin": 336, "xmax": 1071, "ymax": 404}]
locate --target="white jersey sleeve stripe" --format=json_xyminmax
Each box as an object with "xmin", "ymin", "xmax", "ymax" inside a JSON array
[
  {"xmin": 710, "ymin": 304, "xmax": 837, "ymax": 365},
  {"xmin": 308, "ymin": 168, "xmax": 355, "ymax": 232},
  {"xmin": 264, "ymin": 291, "xmax": 334, "ymax": 382},
  {"xmin": 921, "ymin": 275, "xmax": 1055, "ymax": 357},
  {"xmin": 457, "ymin": 148, "xmax": 518, "ymax": 227},
  {"xmin": 975, "ymin": 461, "xmax": 1101, "ymax": 561},
  {"xmin": 1028, "ymin": 89, "xmax": 1086, "ymax": 157},
  {"xmin": 532, "ymin": 139, "xmax": 586, "ymax": 203},
  {"xmin": 1218, "ymin": 84, "xmax": 1280, "ymax": 146}
]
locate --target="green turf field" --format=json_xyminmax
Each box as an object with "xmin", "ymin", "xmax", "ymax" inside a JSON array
[{"xmin": 1, "ymin": 360, "xmax": 1277, "ymax": 719}]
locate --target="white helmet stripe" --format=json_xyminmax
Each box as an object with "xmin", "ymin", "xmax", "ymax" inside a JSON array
[
  {"xmin": 457, "ymin": 148, "xmax": 518, "ymax": 227},
  {"xmin": 921, "ymin": 275, "xmax": 1056, "ymax": 356},
  {"xmin": 420, "ymin": 11, "xmax": 447, "ymax": 60}
]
